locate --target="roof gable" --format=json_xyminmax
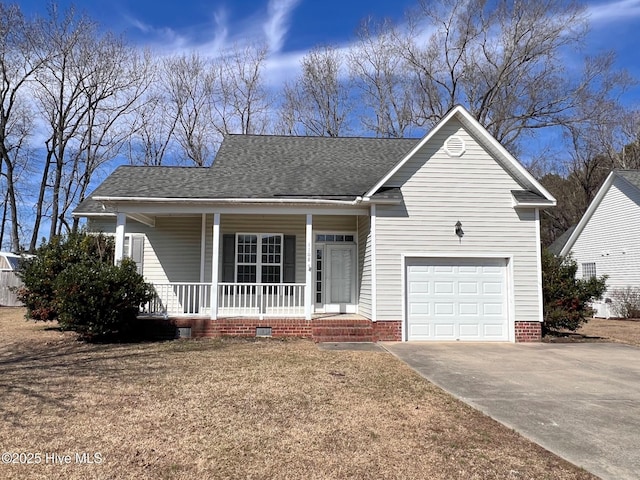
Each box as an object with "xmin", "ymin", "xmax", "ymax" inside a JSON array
[
  {"xmin": 559, "ymin": 170, "xmax": 640, "ymax": 256},
  {"xmin": 365, "ymin": 105, "xmax": 556, "ymax": 205}
]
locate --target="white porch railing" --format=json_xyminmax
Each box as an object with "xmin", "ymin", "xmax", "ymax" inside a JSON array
[
  {"xmin": 144, "ymin": 282, "xmax": 306, "ymax": 317},
  {"xmin": 145, "ymin": 283, "xmax": 212, "ymax": 316},
  {"xmin": 218, "ymin": 283, "xmax": 305, "ymax": 317}
]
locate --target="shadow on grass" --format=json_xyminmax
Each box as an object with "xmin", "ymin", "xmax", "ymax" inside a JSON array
[
  {"xmin": 543, "ymin": 330, "xmax": 606, "ymax": 343},
  {"xmin": 0, "ymin": 321, "xmax": 229, "ymax": 426}
]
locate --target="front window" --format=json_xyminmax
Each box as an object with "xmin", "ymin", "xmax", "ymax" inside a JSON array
[{"xmin": 236, "ymin": 234, "xmax": 282, "ymax": 283}]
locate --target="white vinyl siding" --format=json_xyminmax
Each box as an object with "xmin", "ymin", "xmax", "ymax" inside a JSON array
[
  {"xmin": 90, "ymin": 214, "xmax": 360, "ymax": 288},
  {"xmin": 570, "ymin": 177, "xmax": 640, "ymax": 292},
  {"xmin": 375, "ymin": 118, "xmax": 540, "ymax": 324},
  {"xmin": 357, "ymin": 215, "xmax": 372, "ymax": 318},
  {"xmin": 88, "ymin": 216, "xmax": 202, "ymax": 284}
]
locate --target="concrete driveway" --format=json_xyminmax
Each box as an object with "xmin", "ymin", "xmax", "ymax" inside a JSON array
[{"xmin": 383, "ymin": 342, "xmax": 640, "ymax": 480}]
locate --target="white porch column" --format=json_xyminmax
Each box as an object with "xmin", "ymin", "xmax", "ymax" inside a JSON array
[
  {"xmin": 370, "ymin": 204, "xmax": 377, "ymax": 322},
  {"xmin": 200, "ymin": 214, "xmax": 207, "ymax": 283},
  {"xmin": 114, "ymin": 213, "xmax": 126, "ymax": 265},
  {"xmin": 210, "ymin": 213, "xmax": 220, "ymax": 320},
  {"xmin": 305, "ymin": 213, "xmax": 313, "ymax": 320}
]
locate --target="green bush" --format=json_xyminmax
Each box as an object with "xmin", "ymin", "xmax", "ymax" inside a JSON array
[
  {"xmin": 542, "ymin": 249, "xmax": 607, "ymax": 333},
  {"xmin": 17, "ymin": 232, "xmax": 115, "ymax": 321},
  {"xmin": 55, "ymin": 258, "xmax": 154, "ymax": 340},
  {"xmin": 16, "ymin": 232, "xmax": 154, "ymax": 341}
]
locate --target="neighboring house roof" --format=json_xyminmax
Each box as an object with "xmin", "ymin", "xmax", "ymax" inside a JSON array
[
  {"xmin": 559, "ymin": 169, "xmax": 640, "ymax": 256},
  {"xmin": 547, "ymin": 225, "xmax": 577, "ymax": 256},
  {"xmin": 74, "ymin": 105, "xmax": 555, "ymax": 216}
]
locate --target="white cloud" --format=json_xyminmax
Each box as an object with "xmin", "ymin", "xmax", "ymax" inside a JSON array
[
  {"xmin": 263, "ymin": 0, "xmax": 301, "ymax": 53},
  {"xmin": 587, "ymin": 0, "xmax": 640, "ymax": 24}
]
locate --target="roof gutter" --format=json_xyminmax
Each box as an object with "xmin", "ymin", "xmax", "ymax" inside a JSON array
[{"xmin": 92, "ymin": 196, "xmax": 365, "ymax": 206}]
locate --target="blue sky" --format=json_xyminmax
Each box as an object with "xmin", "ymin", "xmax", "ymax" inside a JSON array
[{"xmin": 14, "ymin": 0, "xmax": 640, "ymax": 93}]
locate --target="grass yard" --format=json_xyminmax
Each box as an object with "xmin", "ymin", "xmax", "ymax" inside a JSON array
[
  {"xmin": 577, "ymin": 317, "xmax": 640, "ymax": 346},
  {"xmin": 0, "ymin": 308, "xmax": 595, "ymax": 480}
]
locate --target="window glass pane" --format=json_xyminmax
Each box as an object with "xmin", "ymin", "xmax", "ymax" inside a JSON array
[
  {"xmin": 345, "ymin": 235, "xmax": 354, "ymax": 242},
  {"xmin": 317, "ymin": 234, "xmax": 325, "ymax": 242},
  {"xmin": 261, "ymin": 265, "xmax": 281, "ymax": 283},
  {"xmin": 237, "ymin": 265, "xmax": 256, "ymax": 283}
]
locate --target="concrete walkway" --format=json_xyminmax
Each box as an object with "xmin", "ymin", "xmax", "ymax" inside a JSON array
[{"xmin": 383, "ymin": 342, "xmax": 640, "ymax": 480}]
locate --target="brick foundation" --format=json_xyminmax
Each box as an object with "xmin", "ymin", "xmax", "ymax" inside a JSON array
[
  {"xmin": 138, "ymin": 317, "xmax": 403, "ymax": 342},
  {"xmin": 514, "ymin": 321, "xmax": 542, "ymax": 342},
  {"xmin": 373, "ymin": 321, "xmax": 402, "ymax": 341}
]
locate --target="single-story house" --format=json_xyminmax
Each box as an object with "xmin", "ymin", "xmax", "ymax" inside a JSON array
[
  {"xmin": 74, "ymin": 105, "xmax": 556, "ymax": 342},
  {"xmin": 557, "ymin": 170, "xmax": 640, "ymax": 318}
]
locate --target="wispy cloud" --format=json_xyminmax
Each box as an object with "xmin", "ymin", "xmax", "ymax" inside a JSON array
[
  {"xmin": 587, "ymin": 0, "xmax": 640, "ymax": 24},
  {"xmin": 263, "ymin": 0, "xmax": 301, "ymax": 53}
]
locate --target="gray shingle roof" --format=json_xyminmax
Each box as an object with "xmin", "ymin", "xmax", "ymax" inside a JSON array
[
  {"xmin": 547, "ymin": 225, "xmax": 576, "ymax": 256},
  {"xmin": 617, "ymin": 169, "xmax": 640, "ymax": 190},
  {"xmin": 511, "ymin": 190, "xmax": 555, "ymax": 205},
  {"xmin": 75, "ymin": 135, "xmax": 418, "ymax": 214},
  {"xmin": 209, "ymin": 135, "xmax": 417, "ymax": 197}
]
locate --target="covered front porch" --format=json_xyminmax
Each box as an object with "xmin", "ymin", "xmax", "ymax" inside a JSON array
[{"xmin": 106, "ymin": 206, "xmax": 374, "ymax": 322}]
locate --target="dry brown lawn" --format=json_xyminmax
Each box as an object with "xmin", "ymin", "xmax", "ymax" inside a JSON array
[
  {"xmin": 0, "ymin": 308, "xmax": 595, "ymax": 480},
  {"xmin": 577, "ymin": 317, "xmax": 640, "ymax": 346}
]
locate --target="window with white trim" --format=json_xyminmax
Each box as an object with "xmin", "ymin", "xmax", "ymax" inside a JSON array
[
  {"xmin": 236, "ymin": 233, "xmax": 283, "ymax": 283},
  {"xmin": 582, "ymin": 262, "xmax": 596, "ymax": 279}
]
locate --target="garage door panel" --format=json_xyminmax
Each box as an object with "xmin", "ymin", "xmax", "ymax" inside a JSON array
[
  {"xmin": 459, "ymin": 323, "xmax": 480, "ymax": 338},
  {"xmin": 459, "ymin": 303, "xmax": 478, "ymax": 315},
  {"xmin": 483, "ymin": 303, "xmax": 504, "ymax": 315},
  {"xmin": 483, "ymin": 282, "xmax": 503, "ymax": 294},
  {"xmin": 484, "ymin": 324, "xmax": 507, "ymax": 337},
  {"xmin": 409, "ymin": 323, "xmax": 431, "ymax": 338},
  {"xmin": 434, "ymin": 281, "xmax": 454, "ymax": 294},
  {"xmin": 434, "ymin": 303, "xmax": 455, "ymax": 315},
  {"xmin": 409, "ymin": 281, "xmax": 430, "ymax": 294},
  {"xmin": 409, "ymin": 302, "xmax": 430, "ymax": 315},
  {"xmin": 458, "ymin": 282, "xmax": 478, "ymax": 294},
  {"xmin": 434, "ymin": 323, "xmax": 455, "ymax": 337},
  {"xmin": 434, "ymin": 265, "xmax": 454, "ymax": 273},
  {"xmin": 459, "ymin": 265, "xmax": 481, "ymax": 274},
  {"xmin": 407, "ymin": 257, "xmax": 508, "ymax": 341}
]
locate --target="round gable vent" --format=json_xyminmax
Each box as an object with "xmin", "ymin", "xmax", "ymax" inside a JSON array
[{"xmin": 444, "ymin": 135, "xmax": 466, "ymax": 157}]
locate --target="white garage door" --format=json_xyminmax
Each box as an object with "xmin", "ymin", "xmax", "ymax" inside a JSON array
[{"xmin": 406, "ymin": 258, "xmax": 509, "ymax": 341}]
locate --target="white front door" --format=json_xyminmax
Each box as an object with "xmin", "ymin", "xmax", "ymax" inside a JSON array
[{"xmin": 317, "ymin": 244, "xmax": 357, "ymax": 313}]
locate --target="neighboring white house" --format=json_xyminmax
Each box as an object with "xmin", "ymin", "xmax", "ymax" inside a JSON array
[
  {"xmin": 0, "ymin": 252, "xmax": 28, "ymax": 306},
  {"xmin": 558, "ymin": 170, "xmax": 640, "ymax": 318},
  {"xmin": 74, "ymin": 105, "xmax": 556, "ymax": 342}
]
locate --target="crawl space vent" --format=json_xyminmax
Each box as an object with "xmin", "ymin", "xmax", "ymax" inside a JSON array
[
  {"xmin": 178, "ymin": 327, "xmax": 192, "ymax": 338},
  {"xmin": 444, "ymin": 135, "xmax": 466, "ymax": 157},
  {"xmin": 256, "ymin": 327, "xmax": 272, "ymax": 337}
]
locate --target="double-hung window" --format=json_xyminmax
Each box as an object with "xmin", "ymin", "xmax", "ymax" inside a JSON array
[
  {"xmin": 582, "ymin": 262, "xmax": 596, "ymax": 279},
  {"xmin": 236, "ymin": 233, "xmax": 283, "ymax": 283}
]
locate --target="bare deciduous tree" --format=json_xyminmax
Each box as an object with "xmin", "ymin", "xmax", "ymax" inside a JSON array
[
  {"xmin": 213, "ymin": 43, "xmax": 271, "ymax": 136},
  {"xmin": 0, "ymin": 4, "xmax": 45, "ymax": 250},
  {"xmin": 162, "ymin": 52, "xmax": 217, "ymax": 166},
  {"xmin": 279, "ymin": 45, "xmax": 353, "ymax": 137},
  {"xmin": 126, "ymin": 61, "xmax": 179, "ymax": 166},
  {"xmin": 348, "ymin": 18, "xmax": 415, "ymax": 138},
  {"xmin": 399, "ymin": 0, "xmax": 589, "ymax": 151}
]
